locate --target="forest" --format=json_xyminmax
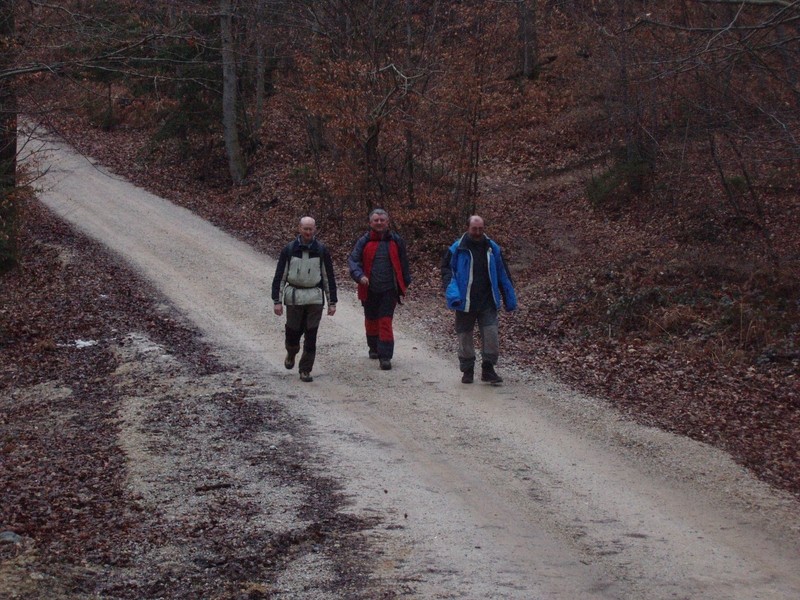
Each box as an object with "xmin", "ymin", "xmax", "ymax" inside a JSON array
[{"xmin": 1, "ymin": 0, "xmax": 799, "ymax": 494}]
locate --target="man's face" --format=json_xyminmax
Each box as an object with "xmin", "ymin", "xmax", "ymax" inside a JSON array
[
  {"xmin": 298, "ymin": 220, "xmax": 316, "ymax": 243},
  {"xmin": 468, "ymin": 219, "xmax": 485, "ymax": 241},
  {"xmin": 369, "ymin": 212, "xmax": 389, "ymax": 232}
]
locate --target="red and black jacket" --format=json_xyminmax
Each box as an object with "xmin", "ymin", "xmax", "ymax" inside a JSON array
[{"xmin": 347, "ymin": 230, "xmax": 411, "ymax": 301}]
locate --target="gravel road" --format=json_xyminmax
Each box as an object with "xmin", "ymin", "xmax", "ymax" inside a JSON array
[{"xmin": 25, "ymin": 131, "xmax": 800, "ymax": 599}]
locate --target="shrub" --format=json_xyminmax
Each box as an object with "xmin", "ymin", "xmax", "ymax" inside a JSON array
[
  {"xmin": 0, "ymin": 187, "xmax": 18, "ymax": 274},
  {"xmin": 587, "ymin": 145, "xmax": 653, "ymax": 209}
]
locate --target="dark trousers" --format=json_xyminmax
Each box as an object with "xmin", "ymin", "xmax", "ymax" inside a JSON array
[
  {"xmin": 363, "ymin": 289, "xmax": 397, "ymax": 359},
  {"xmin": 285, "ymin": 304, "xmax": 324, "ymax": 372}
]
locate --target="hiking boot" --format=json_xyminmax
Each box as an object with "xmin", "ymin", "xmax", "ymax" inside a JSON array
[
  {"xmin": 481, "ymin": 363, "xmax": 503, "ymax": 384},
  {"xmin": 368, "ymin": 350, "xmax": 379, "ymax": 359},
  {"xmin": 285, "ymin": 346, "xmax": 300, "ymax": 370},
  {"xmin": 299, "ymin": 371, "xmax": 313, "ymax": 382},
  {"xmin": 379, "ymin": 359, "xmax": 392, "ymax": 371},
  {"xmin": 461, "ymin": 368, "xmax": 474, "ymax": 384}
]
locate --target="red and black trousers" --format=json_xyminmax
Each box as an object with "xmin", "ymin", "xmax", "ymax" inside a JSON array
[{"xmin": 362, "ymin": 289, "xmax": 398, "ymax": 360}]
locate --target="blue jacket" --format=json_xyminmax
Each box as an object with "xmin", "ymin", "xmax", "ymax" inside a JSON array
[{"xmin": 442, "ymin": 234, "xmax": 517, "ymax": 312}]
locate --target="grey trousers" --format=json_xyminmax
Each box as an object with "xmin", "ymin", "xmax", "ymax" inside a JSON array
[{"xmin": 455, "ymin": 308, "xmax": 499, "ymax": 372}]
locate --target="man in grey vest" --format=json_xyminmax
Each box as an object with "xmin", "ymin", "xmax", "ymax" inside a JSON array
[{"xmin": 272, "ymin": 216, "xmax": 337, "ymax": 382}]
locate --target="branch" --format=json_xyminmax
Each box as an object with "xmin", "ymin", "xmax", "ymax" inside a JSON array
[
  {"xmin": 0, "ymin": 32, "xmax": 203, "ymax": 82},
  {"xmin": 696, "ymin": 0, "xmax": 797, "ymax": 7}
]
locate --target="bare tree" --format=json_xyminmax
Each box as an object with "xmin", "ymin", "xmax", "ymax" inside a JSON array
[
  {"xmin": 0, "ymin": 1, "xmax": 256, "ymax": 269},
  {"xmin": 285, "ymin": 0, "xmax": 438, "ymax": 213},
  {"xmin": 220, "ymin": 0, "xmax": 247, "ymax": 184},
  {"xmin": 623, "ymin": 1, "xmax": 800, "ymax": 260},
  {"xmin": 516, "ymin": 0, "xmax": 539, "ymax": 79},
  {"xmin": 0, "ymin": 0, "xmax": 16, "ymax": 272}
]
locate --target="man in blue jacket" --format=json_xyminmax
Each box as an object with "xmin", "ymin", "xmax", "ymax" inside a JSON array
[{"xmin": 441, "ymin": 215, "xmax": 517, "ymax": 384}]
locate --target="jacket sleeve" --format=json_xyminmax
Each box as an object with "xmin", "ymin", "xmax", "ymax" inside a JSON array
[
  {"xmin": 443, "ymin": 245, "xmax": 463, "ymax": 310},
  {"xmin": 440, "ymin": 248, "xmax": 454, "ymax": 292},
  {"xmin": 445, "ymin": 279, "xmax": 463, "ymax": 309},
  {"xmin": 322, "ymin": 246, "xmax": 338, "ymax": 305},
  {"xmin": 397, "ymin": 235, "xmax": 412, "ymax": 288},
  {"xmin": 271, "ymin": 246, "xmax": 290, "ymax": 303},
  {"xmin": 495, "ymin": 248, "xmax": 518, "ymax": 312},
  {"xmin": 348, "ymin": 235, "xmax": 367, "ymax": 282}
]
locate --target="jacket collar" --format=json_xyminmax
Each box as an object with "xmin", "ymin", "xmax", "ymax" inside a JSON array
[
  {"xmin": 457, "ymin": 232, "xmax": 490, "ymax": 250},
  {"xmin": 369, "ymin": 229, "xmax": 392, "ymax": 242},
  {"xmin": 295, "ymin": 236, "xmax": 319, "ymax": 250}
]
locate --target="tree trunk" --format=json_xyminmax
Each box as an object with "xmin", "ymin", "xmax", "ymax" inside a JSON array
[
  {"xmin": 0, "ymin": 0, "xmax": 17, "ymax": 273},
  {"xmin": 252, "ymin": 0, "xmax": 271, "ymax": 139},
  {"xmin": 306, "ymin": 113, "xmax": 327, "ymax": 156},
  {"xmin": 364, "ymin": 121, "xmax": 384, "ymax": 206},
  {"xmin": 517, "ymin": 0, "xmax": 539, "ymax": 80},
  {"xmin": 404, "ymin": 0, "xmax": 415, "ymax": 207},
  {"xmin": 404, "ymin": 127, "xmax": 415, "ymax": 208},
  {"xmin": 254, "ymin": 34, "xmax": 265, "ymax": 135},
  {"xmin": 220, "ymin": 0, "xmax": 247, "ymax": 185}
]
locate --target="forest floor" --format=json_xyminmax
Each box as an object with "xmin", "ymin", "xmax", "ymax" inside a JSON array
[
  {"xmin": 1, "ymin": 111, "xmax": 799, "ymax": 597},
  {"xmin": 2, "ymin": 131, "xmax": 800, "ymax": 599},
  {"xmin": 1, "ymin": 201, "xmax": 390, "ymax": 598},
  {"xmin": 34, "ymin": 112, "xmax": 800, "ymax": 498}
]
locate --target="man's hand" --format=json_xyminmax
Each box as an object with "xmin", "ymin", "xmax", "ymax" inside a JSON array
[
  {"xmin": 273, "ymin": 303, "xmax": 283, "ymax": 316},
  {"xmin": 359, "ymin": 276, "xmax": 369, "ymax": 286},
  {"xmin": 327, "ymin": 304, "xmax": 337, "ymax": 316}
]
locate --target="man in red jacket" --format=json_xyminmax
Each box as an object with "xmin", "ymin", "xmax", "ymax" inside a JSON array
[{"xmin": 348, "ymin": 209, "xmax": 412, "ymax": 371}]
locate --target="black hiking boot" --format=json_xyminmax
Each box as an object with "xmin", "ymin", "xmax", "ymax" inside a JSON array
[
  {"xmin": 379, "ymin": 359, "xmax": 392, "ymax": 371},
  {"xmin": 481, "ymin": 362, "xmax": 503, "ymax": 384},
  {"xmin": 461, "ymin": 368, "xmax": 474, "ymax": 384},
  {"xmin": 285, "ymin": 345, "xmax": 300, "ymax": 370},
  {"xmin": 299, "ymin": 371, "xmax": 313, "ymax": 382}
]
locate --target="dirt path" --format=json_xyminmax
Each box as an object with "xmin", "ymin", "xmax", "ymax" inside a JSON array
[{"xmin": 24, "ymin": 131, "xmax": 800, "ymax": 599}]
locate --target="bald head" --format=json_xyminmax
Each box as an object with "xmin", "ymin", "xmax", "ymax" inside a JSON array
[
  {"xmin": 298, "ymin": 216, "xmax": 316, "ymax": 243},
  {"xmin": 467, "ymin": 215, "xmax": 485, "ymax": 240}
]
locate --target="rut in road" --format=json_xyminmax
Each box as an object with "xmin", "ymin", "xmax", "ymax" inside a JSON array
[{"xmin": 27, "ymin": 130, "xmax": 800, "ymax": 599}]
